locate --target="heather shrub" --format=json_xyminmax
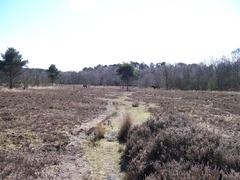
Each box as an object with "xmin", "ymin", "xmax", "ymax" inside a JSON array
[
  {"xmin": 121, "ymin": 114, "xmax": 240, "ymax": 179},
  {"xmin": 0, "ymin": 150, "xmax": 59, "ymax": 179},
  {"xmin": 145, "ymin": 161, "xmax": 239, "ymax": 180},
  {"xmin": 118, "ymin": 114, "xmax": 133, "ymax": 143}
]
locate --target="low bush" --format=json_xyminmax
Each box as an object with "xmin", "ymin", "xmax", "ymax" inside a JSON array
[
  {"xmin": 118, "ymin": 114, "xmax": 133, "ymax": 143},
  {"xmin": 132, "ymin": 102, "xmax": 139, "ymax": 107},
  {"xmin": 121, "ymin": 114, "xmax": 240, "ymax": 179}
]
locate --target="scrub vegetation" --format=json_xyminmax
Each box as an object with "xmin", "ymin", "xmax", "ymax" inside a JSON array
[{"xmin": 0, "ymin": 47, "xmax": 240, "ymax": 179}]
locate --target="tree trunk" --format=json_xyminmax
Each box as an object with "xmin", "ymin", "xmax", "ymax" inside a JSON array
[
  {"xmin": 9, "ymin": 79, "xmax": 13, "ymax": 89},
  {"xmin": 9, "ymin": 73, "xmax": 13, "ymax": 89},
  {"xmin": 164, "ymin": 67, "xmax": 169, "ymax": 90},
  {"xmin": 126, "ymin": 78, "xmax": 129, "ymax": 91}
]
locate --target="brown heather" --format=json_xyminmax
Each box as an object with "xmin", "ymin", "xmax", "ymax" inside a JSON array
[
  {"xmin": 121, "ymin": 114, "xmax": 240, "ymax": 180},
  {"xmin": 0, "ymin": 86, "xmax": 118, "ymax": 179}
]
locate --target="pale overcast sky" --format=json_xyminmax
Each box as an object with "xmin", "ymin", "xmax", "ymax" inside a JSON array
[{"xmin": 0, "ymin": 0, "xmax": 240, "ymax": 71}]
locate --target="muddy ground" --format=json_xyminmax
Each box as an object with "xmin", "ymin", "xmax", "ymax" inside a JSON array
[{"xmin": 0, "ymin": 86, "xmax": 239, "ymax": 179}]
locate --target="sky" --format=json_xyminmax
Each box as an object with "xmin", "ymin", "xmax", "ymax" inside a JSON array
[{"xmin": 0, "ymin": 0, "xmax": 240, "ymax": 71}]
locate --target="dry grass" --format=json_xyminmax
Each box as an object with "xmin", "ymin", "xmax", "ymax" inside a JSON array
[
  {"xmin": 93, "ymin": 123, "xmax": 106, "ymax": 141},
  {"xmin": 87, "ymin": 123, "xmax": 106, "ymax": 144},
  {"xmin": 118, "ymin": 114, "xmax": 133, "ymax": 143}
]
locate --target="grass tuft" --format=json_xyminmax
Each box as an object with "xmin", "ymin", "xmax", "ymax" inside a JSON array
[
  {"xmin": 118, "ymin": 114, "xmax": 133, "ymax": 143},
  {"xmin": 93, "ymin": 123, "xmax": 105, "ymax": 142}
]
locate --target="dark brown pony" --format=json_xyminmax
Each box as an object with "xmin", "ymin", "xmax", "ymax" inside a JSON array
[{"xmin": 151, "ymin": 85, "xmax": 160, "ymax": 89}]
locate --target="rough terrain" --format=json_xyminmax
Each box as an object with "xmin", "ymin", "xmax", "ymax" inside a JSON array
[{"xmin": 1, "ymin": 86, "xmax": 240, "ymax": 179}]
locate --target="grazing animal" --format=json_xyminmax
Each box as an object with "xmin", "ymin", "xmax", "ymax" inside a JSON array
[
  {"xmin": 83, "ymin": 84, "xmax": 88, "ymax": 88},
  {"xmin": 151, "ymin": 85, "xmax": 160, "ymax": 89}
]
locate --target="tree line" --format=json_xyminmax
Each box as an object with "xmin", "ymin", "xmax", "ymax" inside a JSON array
[
  {"xmin": 0, "ymin": 48, "xmax": 59, "ymax": 89},
  {"xmin": 0, "ymin": 47, "xmax": 240, "ymax": 91},
  {"xmin": 59, "ymin": 48, "xmax": 240, "ymax": 91}
]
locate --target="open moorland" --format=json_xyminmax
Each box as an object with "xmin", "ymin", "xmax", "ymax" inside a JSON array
[
  {"xmin": 0, "ymin": 86, "xmax": 120, "ymax": 179},
  {"xmin": 124, "ymin": 89, "xmax": 240, "ymax": 179},
  {"xmin": 0, "ymin": 86, "xmax": 240, "ymax": 179}
]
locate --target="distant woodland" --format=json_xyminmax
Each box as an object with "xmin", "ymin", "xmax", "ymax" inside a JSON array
[{"xmin": 0, "ymin": 48, "xmax": 240, "ymax": 91}]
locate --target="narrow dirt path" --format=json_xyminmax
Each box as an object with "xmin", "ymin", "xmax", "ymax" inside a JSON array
[
  {"xmin": 84, "ymin": 92, "xmax": 151, "ymax": 180},
  {"xmin": 42, "ymin": 91, "xmax": 152, "ymax": 180}
]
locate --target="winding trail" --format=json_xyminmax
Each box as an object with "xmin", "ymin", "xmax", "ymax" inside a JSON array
[{"xmin": 43, "ymin": 91, "xmax": 152, "ymax": 180}]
